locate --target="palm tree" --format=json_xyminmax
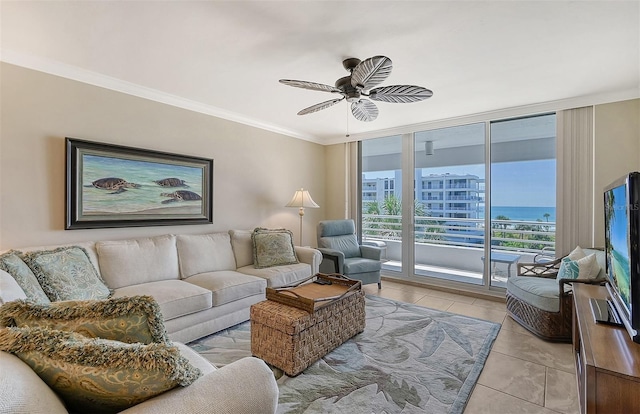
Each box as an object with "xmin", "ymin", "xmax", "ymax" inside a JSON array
[{"xmin": 543, "ymin": 213, "xmax": 550, "ymax": 222}]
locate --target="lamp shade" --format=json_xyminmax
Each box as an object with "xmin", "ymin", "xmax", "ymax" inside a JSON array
[{"xmin": 285, "ymin": 188, "xmax": 319, "ymax": 208}]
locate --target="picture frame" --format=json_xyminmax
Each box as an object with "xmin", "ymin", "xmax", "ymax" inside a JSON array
[{"xmin": 66, "ymin": 138, "xmax": 213, "ymax": 229}]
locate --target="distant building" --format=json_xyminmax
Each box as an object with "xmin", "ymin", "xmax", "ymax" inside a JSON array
[{"xmin": 362, "ymin": 171, "xmax": 484, "ymax": 219}]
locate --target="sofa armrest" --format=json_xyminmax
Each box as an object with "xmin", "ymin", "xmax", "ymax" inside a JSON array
[
  {"xmin": 360, "ymin": 245, "xmax": 382, "ymax": 261},
  {"xmin": 317, "ymin": 248, "xmax": 345, "ymax": 274},
  {"xmin": 119, "ymin": 357, "xmax": 278, "ymax": 414},
  {"xmin": 294, "ymin": 246, "xmax": 322, "ymax": 274}
]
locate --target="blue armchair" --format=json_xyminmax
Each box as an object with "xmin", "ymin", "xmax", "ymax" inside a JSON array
[{"xmin": 316, "ymin": 219, "xmax": 382, "ymax": 288}]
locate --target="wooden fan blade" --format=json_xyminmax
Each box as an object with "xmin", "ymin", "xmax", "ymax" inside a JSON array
[
  {"xmin": 279, "ymin": 79, "xmax": 342, "ymax": 94},
  {"xmin": 368, "ymin": 85, "xmax": 433, "ymax": 103},
  {"xmin": 351, "ymin": 99, "xmax": 379, "ymax": 122},
  {"xmin": 297, "ymin": 98, "xmax": 344, "ymax": 115},
  {"xmin": 350, "ymin": 56, "xmax": 392, "ymax": 91}
]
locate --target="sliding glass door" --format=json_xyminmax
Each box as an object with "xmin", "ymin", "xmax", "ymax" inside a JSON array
[
  {"xmin": 413, "ymin": 124, "xmax": 486, "ymax": 285},
  {"xmin": 361, "ymin": 135, "xmax": 403, "ymax": 274},
  {"xmin": 359, "ymin": 113, "xmax": 556, "ymax": 291},
  {"xmin": 489, "ymin": 114, "xmax": 556, "ymax": 288}
]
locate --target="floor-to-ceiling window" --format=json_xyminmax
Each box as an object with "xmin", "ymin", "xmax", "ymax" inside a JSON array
[
  {"xmin": 413, "ymin": 123, "xmax": 485, "ymax": 285},
  {"xmin": 359, "ymin": 113, "xmax": 556, "ymax": 292},
  {"xmin": 361, "ymin": 135, "xmax": 403, "ymax": 273},
  {"xmin": 489, "ymin": 114, "xmax": 556, "ymax": 288}
]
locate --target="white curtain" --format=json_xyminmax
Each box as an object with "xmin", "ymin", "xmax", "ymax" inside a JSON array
[{"xmin": 556, "ymin": 106, "xmax": 595, "ymax": 256}]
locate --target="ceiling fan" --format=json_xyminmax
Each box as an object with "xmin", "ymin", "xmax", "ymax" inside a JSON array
[{"xmin": 279, "ymin": 55, "xmax": 433, "ymax": 122}]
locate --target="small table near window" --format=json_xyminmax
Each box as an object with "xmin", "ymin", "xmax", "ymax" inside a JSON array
[{"xmin": 481, "ymin": 252, "xmax": 522, "ymax": 278}]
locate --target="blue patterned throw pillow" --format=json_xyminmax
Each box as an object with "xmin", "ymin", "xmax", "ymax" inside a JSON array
[
  {"xmin": 557, "ymin": 253, "xmax": 600, "ymax": 281},
  {"xmin": 0, "ymin": 251, "xmax": 50, "ymax": 303},
  {"xmin": 22, "ymin": 246, "xmax": 111, "ymax": 302}
]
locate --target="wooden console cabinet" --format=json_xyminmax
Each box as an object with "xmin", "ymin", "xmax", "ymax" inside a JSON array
[{"xmin": 572, "ymin": 283, "xmax": 640, "ymax": 413}]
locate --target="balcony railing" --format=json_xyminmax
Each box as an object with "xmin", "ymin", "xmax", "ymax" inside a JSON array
[{"xmin": 362, "ymin": 214, "xmax": 555, "ymax": 253}]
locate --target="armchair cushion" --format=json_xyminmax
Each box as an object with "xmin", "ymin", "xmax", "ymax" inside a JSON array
[
  {"xmin": 344, "ymin": 257, "xmax": 382, "ymax": 274},
  {"xmin": 317, "ymin": 220, "xmax": 361, "ymax": 258},
  {"xmin": 507, "ymin": 276, "xmax": 568, "ymax": 313}
]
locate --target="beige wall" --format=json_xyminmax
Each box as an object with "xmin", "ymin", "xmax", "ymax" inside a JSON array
[
  {"xmin": 593, "ymin": 98, "xmax": 640, "ymax": 247},
  {"xmin": 0, "ymin": 63, "xmax": 325, "ymax": 249}
]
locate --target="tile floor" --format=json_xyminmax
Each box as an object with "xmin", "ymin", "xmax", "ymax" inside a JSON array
[{"xmin": 363, "ymin": 279, "xmax": 579, "ymax": 414}]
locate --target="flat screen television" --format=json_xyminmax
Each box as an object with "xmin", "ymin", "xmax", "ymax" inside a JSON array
[{"xmin": 603, "ymin": 171, "xmax": 640, "ymax": 343}]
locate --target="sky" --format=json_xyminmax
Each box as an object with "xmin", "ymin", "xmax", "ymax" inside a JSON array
[{"xmin": 363, "ymin": 159, "xmax": 556, "ymax": 207}]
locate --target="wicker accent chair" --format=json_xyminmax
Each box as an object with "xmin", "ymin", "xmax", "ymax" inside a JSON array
[{"xmin": 506, "ymin": 248, "xmax": 606, "ymax": 342}]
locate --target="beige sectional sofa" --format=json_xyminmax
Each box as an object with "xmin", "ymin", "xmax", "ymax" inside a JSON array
[
  {"xmin": 3, "ymin": 230, "xmax": 321, "ymax": 343},
  {"xmin": 0, "ymin": 230, "xmax": 321, "ymax": 414}
]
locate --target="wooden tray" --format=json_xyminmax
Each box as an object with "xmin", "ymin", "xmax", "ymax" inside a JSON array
[{"xmin": 266, "ymin": 273, "xmax": 361, "ymax": 312}]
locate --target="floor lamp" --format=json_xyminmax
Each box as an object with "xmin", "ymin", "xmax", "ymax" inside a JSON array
[{"xmin": 285, "ymin": 188, "xmax": 319, "ymax": 246}]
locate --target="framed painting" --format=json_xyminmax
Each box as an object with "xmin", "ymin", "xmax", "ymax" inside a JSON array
[{"xmin": 66, "ymin": 138, "xmax": 213, "ymax": 229}]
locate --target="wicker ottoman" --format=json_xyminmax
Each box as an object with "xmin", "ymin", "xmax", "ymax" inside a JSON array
[{"xmin": 250, "ymin": 290, "xmax": 365, "ymax": 376}]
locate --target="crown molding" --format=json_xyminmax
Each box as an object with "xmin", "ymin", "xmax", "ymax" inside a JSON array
[
  {"xmin": 323, "ymin": 88, "xmax": 640, "ymax": 145},
  {"xmin": 3, "ymin": 49, "xmax": 638, "ymax": 147},
  {"xmin": 0, "ymin": 49, "xmax": 322, "ymax": 144}
]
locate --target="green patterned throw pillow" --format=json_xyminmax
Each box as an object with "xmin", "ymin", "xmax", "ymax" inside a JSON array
[
  {"xmin": 0, "ymin": 295, "xmax": 168, "ymax": 344},
  {"xmin": 22, "ymin": 246, "xmax": 111, "ymax": 302},
  {"xmin": 557, "ymin": 253, "xmax": 600, "ymax": 281},
  {"xmin": 0, "ymin": 326, "xmax": 201, "ymax": 414},
  {"xmin": 251, "ymin": 227, "xmax": 299, "ymax": 269},
  {"xmin": 0, "ymin": 251, "xmax": 50, "ymax": 304}
]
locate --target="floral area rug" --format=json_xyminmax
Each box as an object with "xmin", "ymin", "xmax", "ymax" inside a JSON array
[{"xmin": 187, "ymin": 295, "xmax": 500, "ymax": 414}]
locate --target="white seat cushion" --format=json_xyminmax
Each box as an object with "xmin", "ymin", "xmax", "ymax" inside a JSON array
[
  {"xmin": 184, "ymin": 271, "xmax": 266, "ymax": 306},
  {"xmin": 236, "ymin": 263, "xmax": 312, "ymax": 288},
  {"xmin": 112, "ymin": 280, "xmax": 212, "ymax": 321}
]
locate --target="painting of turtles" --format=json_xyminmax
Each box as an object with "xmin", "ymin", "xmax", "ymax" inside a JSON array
[
  {"xmin": 81, "ymin": 154, "xmax": 205, "ymax": 215},
  {"xmin": 154, "ymin": 177, "xmax": 189, "ymax": 187},
  {"xmin": 161, "ymin": 190, "xmax": 202, "ymax": 204},
  {"xmin": 87, "ymin": 177, "xmax": 141, "ymax": 194}
]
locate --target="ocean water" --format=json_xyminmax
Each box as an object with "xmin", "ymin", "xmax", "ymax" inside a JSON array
[
  {"xmin": 479, "ymin": 206, "xmax": 556, "ymax": 222},
  {"xmin": 81, "ymin": 154, "xmax": 205, "ymax": 214}
]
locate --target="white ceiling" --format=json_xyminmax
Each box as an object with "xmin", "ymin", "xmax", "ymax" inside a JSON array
[{"xmin": 2, "ymin": 1, "xmax": 639, "ymax": 145}]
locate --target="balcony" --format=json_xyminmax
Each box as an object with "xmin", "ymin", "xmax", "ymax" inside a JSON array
[{"xmin": 362, "ymin": 214, "xmax": 556, "ymax": 288}]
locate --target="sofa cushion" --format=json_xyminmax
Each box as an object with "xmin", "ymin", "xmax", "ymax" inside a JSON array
[
  {"xmin": 251, "ymin": 228, "xmax": 298, "ymax": 269},
  {"xmin": 229, "ymin": 230, "xmax": 253, "ymax": 268},
  {"xmin": 507, "ymin": 275, "xmax": 569, "ymax": 313},
  {"xmin": 0, "ymin": 269, "xmax": 28, "ymax": 305},
  {"xmin": 22, "ymin": 246, "xmax": 111, "ymax": 302},
  {"xmin": 184, "ymin": 271, "xmax": 266, "ymax": 306},
  {"xmin": 97, "ymin": 234, "xmax": 179, "ymax": 289},
  {"xmin": 177, "ymin": 233, "xmax": 237, "ymax": 278},
  {"xmin": 0, "ymin": 296, "xmax": 168, "ymax": 344},
  {"xmin": 0, "ymin": 252, "xmax": 50, "ymax": 303},
  {"xmin": 0, "ymin": 326, "xmax": 201, "ymax": 414},
  {"xmin": 237, "ymin": 262, "xmax": 311, "ymax": 288},
  {"xmin": 112, "ymin": 280, "xmax": 212, "ymax": 321},
  {"xmin": 0, "ymin": 351, "xmax": 68, "ymax": 414}
]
